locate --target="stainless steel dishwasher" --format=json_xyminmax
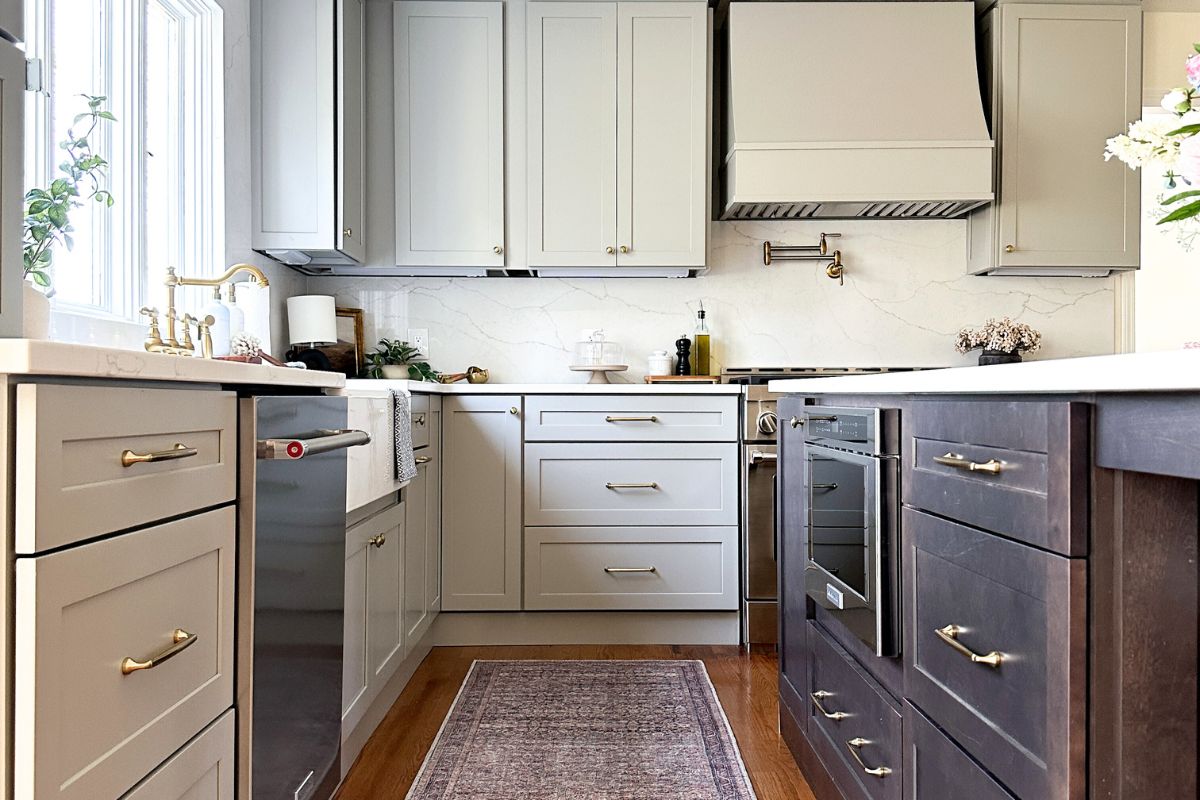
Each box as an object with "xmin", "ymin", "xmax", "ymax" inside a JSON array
[{"xmin": 246, "ymin": 395, "xmax": 368, "ymax": 800}]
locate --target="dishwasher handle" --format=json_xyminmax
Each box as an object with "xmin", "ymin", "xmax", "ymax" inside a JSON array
[{"xmin": 257, "ymin": 429, "xmax": 370, "ymax": 460}]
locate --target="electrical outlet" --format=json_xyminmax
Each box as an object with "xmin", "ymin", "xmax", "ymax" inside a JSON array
[{"xmin": 408, "ymin": 328, "xmax": 429, "ymax": 358}]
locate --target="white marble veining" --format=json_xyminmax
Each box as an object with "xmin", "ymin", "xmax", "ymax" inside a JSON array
[
  {"xmin": 342, "ymin": 378, "xmax": 740, "ymax": 395},
  {"xmin": 310, "ymin": 219, "xmax": 1117, "ymax": 383},
  {"xmin": 0, "ymin": 340, "xmax": 345, "ymax": 388},
  {"xmin": 769, "ymin": 350, "xmax": 1200, "ymax": 395}
]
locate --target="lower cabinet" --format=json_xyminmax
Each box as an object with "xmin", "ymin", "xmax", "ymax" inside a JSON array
[
  {"xmin": 404, "ymin": 400, "xmax": 441, "ymax": 650},
  {"xmin": 121, "ymin": 710, "xmax": 235, "ymax": 800},
  {"xmin": 442, "ymin": 395, "xmax": 523, "ymax": 610},
  {"xmin": 904, "ymin": 702, "xmax": 1015, "ymax": 800},
  {"xmin": 342, "ymin": 502, "xmax": 406, "ymax": 735}
]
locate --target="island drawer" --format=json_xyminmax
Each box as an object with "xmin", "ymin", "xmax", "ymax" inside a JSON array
[
  {"xmin": 907, "ymin": 400, "xmax": 1087, "ymax": 556},
  {"xmin": 904, "ymin": 508, "xmax": 1085, "ymax": 800},
  {"xmin": 524, "ymin": 442, "xmax": 738, "ymax": 526},
  {"xmin": 523, "ymin": 395, "xmax": 738, "ymax": 442},
  {"xmin": 14, "ymin": 383, "xmax": 236, "ymax": 553},
  {"xmin": 14, "ymin": 506, "xmax": 235, "ymax": 800},
  {"xmin": 411, "ymin": 393, "xmax": 431, "ymax": 449},
  {"xmin": 807, "ymin": 622, "xmax": 902, "ymax": 800},
  {"xmin": 905, "ymin": 702, "xmax": 1016, "ymax": 800},
  {"xmin": 122, "ymin": 710, "xmax": 234, "ymax": 800},
  {"xmin": 523, "ymin": 526, "xmax": 737, "ymax": 610}
]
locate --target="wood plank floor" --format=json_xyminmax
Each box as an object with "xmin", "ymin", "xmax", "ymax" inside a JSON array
[{"xmin": 336, "ymin": 645, "xmax": 814, "ymax": 800}]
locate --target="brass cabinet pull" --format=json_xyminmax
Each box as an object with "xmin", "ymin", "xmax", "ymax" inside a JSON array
[
  {"xmin": 509, "ymin": 406, "xmax": 519, "ymax": 415},
  {"xmin": 121, "ymin": 629, "xmax": 198, "ymax": 675},
  {"xmin": 1005, "ymin": 244, "xmax": 1016, "ymax": 253},
  {"xmin": 605, "ymin": 482, "xmax": 659, "ymax": 490},
  {"xmin": 604, "ymin": 566, "xmax": 657, "ymax": 574},
  {"xmin": 619, "ymin": 245, "xmax": 629, "ymax": 254},
  {"xmin": 605, "ymin": 415, "xmax": 658, "ymax": 423},
  {"xmin": 810, "ymin": 690, "xmax": 848, "ymax": 721},
  {"xmin": 369, "ymin": 533, "xmax": 387, "ymax": 548},
  {"xmin": 605, "ymin": 246, "xmax": 615, "ymax": 254},
  {"xmin": 343, "ymin": 227, "xmax": 353, "ymax": 238},
  {"xmin": 121, "ymin": 442, "xmax": 198, "ymax": 468},
  {"xmin": 493, "ymin": 245, "xmax": 503, "ymax": 254},
  {"xmin": 935, "ymin": 624, "xmax": 1003, "ymax": 668},
  {"xmin": 846, "ymin": 738, "xmax": 892, "ymax": 777},
  {"xmin": 413, "ymin": 414, "xmax": 426, "ymax": 426},
  {"xmin": 414, "ymin": 455, "xmax": 432, "ymax": 465},
  {"xmin": 933, "ymin": 452, "xmax": 1005, "ymax": 475},
  {"xmin": 789, "ymin": 416, "xmax": 804, "ymax": 428}
]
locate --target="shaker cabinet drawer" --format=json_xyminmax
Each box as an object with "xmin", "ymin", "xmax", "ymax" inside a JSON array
[
  {"xmin": 523, "ymin": 395, "xmax": 738, "ymax": 442},
  {"xmin": 907, "ymin": 400, "xmax": 1087, "ymax": 555},
  {"xmin": 904, "ymin": 702, "xmax": 1017, "ymax": 800},
  {"xmin": 121, "ymin": 710, "xmax": 235, "ymax": 800},
  {"xmin": 15, "ymin": 383, "xmax": 237, "ymax": 553},
  {"xmin": 807, "ymin": 623, "xmax": 902, "ymax": 800},
  {"xmin": 411, "ymin": 393, "xmax": 431, "ymax": 450},
  {"xmin": 524, "ymin": 442, "xmax": 738, "ymax": 526},
  {"xmin": 523, "ymin": 526, "xmax": 738, "ymax": 610},
  {"xmin": 904, "ymin": 508, "xmax": 1085, "ymax": 800},
  {"xmin": 14, "ymin": 507, "xmax": 236, "ymax": 800}
]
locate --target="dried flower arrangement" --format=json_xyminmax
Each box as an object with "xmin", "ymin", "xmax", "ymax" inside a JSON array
[{"xmin": 955, "ymin": 317, "xmax": 1042, "ymax": 356}]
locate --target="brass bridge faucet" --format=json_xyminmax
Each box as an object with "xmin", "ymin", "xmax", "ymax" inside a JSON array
[{"xmin": 145, "ymin": 263, "xmax": 270, "ymax": 357}]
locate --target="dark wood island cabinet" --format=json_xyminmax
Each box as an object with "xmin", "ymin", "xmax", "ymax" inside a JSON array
[{"xmin": 777, "ymin": 391, "xmax": 1199, "ymax": 800}]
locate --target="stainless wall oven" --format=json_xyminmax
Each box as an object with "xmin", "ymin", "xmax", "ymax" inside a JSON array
[{"xmin": 801, "ymin": 406, "xmax": 900, "ymax": 657}]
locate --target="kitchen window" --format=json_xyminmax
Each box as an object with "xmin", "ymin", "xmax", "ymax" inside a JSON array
[{"xmin": 23, "ymin": 0, "xmax": 223, "ymax": 323}]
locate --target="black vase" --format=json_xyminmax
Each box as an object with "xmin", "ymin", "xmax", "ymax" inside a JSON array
[{"xmin": 977, "ymin": 349, "xmax": 1022, "ymax": 366}]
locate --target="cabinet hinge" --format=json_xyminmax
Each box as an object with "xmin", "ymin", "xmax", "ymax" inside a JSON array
[{"xmin": 25, "ymin": 57, "xmax": 45, "ymax": 94}]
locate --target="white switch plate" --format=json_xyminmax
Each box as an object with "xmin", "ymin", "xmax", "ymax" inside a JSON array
[{"xmin": 408, "ymin": 328, "xmax": 429, "ymax": 357}]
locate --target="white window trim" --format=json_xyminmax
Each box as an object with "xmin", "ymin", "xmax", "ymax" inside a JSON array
[{"xmin": 24, "ymin": 0, "xmax": 224, "ymax": 339}]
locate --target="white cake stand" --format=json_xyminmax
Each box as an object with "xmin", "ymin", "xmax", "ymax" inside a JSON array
[{"xmin": 569, "ymin": 364, "xmax": 629, "ymax": 384}]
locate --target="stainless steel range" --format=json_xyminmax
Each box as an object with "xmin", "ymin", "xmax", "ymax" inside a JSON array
[{"xmin": 723, "ymin": 367, "xmax": 921, "ymax": 647}]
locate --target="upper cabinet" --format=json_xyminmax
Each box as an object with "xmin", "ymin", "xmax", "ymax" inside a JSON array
[
  {"xmin": 969, "ymin": 4, "xmax": 1141, "ymax": 277},
  {"xmin": 527, "ymin": 1, "xmax": 708, "ymax": 274},
  {"xmin": 394, "ymin": 2, "xmax": 505, "ymax": 269},
  {"xmin": 251, "ymin": 0, "xmax": 366, "ymax": 266}
]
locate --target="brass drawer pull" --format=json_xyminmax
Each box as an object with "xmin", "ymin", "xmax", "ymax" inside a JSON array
[
  {"xmin": 415, "ymin": 455, "xmax": 433, "ymax": 465},
  {"xmin": 121, "ymin": 628, "xmax": 198, "ymax": 675},
  {"xmin": 846, "ymin": 738, "xmax": 892, "ymax": 777},
  {"xmin": 413, "ymin": 414, "xmax": 426, "ymax": 426},
  {"xmin": 604, "ymin": 415, "xmax": 659, "ymax": 423},
  {"xmin": 121, "ymin": 442, "xmax": 198, "ymax": 468},
  {"xmin": 604, "ymin": 566, "xmax": 657, "ymax": 574},
  {"xmin": 811, "ymin": 690, "xmax": 848, "ymax": 721},
  {"xmin": 369, "ymin": 533, "xmax": 387, "ymax": 548},
  {"xmin": 605, "ymin": 482, "xmax": 659, "ymax": 490},
  {"xmin": 935, "ymin": 624, "xmax": 1003, "ymax": 668},
  {"xmin": 933, "ymin": 452, "xmax": 1005, "ymax": 475}
]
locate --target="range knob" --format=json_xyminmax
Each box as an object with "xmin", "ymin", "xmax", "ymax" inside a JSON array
[{"xmin": 756, "ymin": 411, "xmax": 779, "ymax": 435}]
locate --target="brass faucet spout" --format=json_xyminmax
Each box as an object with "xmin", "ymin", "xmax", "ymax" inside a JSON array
[{"xmin": 168, "ymin": 263, "xmax": 270, "ymax": 289}]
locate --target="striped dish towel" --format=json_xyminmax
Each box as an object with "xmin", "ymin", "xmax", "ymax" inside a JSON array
[{"xmin": 391, "ymin": 389, "xmax": 418, "ymax": 484}]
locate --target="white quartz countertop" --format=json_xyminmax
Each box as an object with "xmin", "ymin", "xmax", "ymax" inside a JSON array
[
  {"xmin": 767, "ymin": 350, "xmax": 1200, "ymax": 395},
  {"xmin": 0, "ymin": 339, "xmax": 346, "ymax": 388},
  {"xmin": 343, "ymin": 378, "xmax": 742, "ymax": 395}
]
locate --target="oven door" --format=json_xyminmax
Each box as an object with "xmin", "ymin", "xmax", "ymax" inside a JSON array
[{"xmin": 803, "ymin": 442, "xmax": 899, "ymax": 656}]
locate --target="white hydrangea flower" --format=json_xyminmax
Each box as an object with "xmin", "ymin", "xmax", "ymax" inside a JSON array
[{"xmin": 1162, "ymin": 89, "xmax": 1191, "ymax": 114}]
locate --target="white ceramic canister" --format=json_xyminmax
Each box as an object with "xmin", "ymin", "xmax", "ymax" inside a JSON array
[{"xmin": 647, "ymin": 350, "xmax": 673, "ymax": 376}]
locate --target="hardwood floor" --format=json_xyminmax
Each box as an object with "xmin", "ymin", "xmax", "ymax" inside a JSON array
[{"xmin": 336, "ymin": 645, "xmax": 814, "ymax": 800}]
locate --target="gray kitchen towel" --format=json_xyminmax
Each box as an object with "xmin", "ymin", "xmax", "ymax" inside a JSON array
[{"xmin": 391, "ymin": 389, "xmax": 418, "ymax": 483}]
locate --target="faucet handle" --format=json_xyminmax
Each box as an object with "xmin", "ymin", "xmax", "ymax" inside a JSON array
[
  {"xmin": 178, "ymin": 314, "xmax": 197, "ymax": 354},
  {"xmin": 140, "ymin": 307, "xmax": 164, "ymax": 351}
]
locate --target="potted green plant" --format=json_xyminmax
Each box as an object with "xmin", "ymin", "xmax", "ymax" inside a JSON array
[
  {"xmin": 22, "ymin": 95, "xmax": 116, "ymax": 337},
  {"xmin": 362, "ymin": 338, "xmax": 440, "ymax": 381}
]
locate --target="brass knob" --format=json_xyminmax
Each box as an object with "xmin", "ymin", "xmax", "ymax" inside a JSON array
[
  {"xmin": 619, "ymin": 245, "xmax": 629, "ymax": 254},
  {"xmin": 1005, "ymin": 244, "xmax": 1015, "ymax": 253},
  {"xmin": 343, "ymin": 227, "xmax": 353, "ymax": 238},
  {"xmin": 510, "ymin": 406, "xmax": 519, "ymax": 415},
  {"xmin": 369, "ymin": 533, "xmax": 386, "ymax": 548},
  {"xmin": 493, "ymin": 245, "xmax": 503, "ymax": 254},
  {"xmin": 605, "ymin": 246, "xmax": 615, "ymax": 254}
]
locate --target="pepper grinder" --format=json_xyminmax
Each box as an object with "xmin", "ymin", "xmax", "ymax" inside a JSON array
[{"xmin": 675, "ymin": 334, "xmax": 692, "ymax": 376}]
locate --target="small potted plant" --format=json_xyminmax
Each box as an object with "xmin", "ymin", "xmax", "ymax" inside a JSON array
[
  {"xmin": 955, "ymin": 317, "xmax": 1042, "ymax": 366},
  {"xmin": 363, "ymin": 338, "xmax": 440, "ymax": 381},
  {"xmin": 22, "ymin": 95, "xmax": 116, "ymax": 337}
]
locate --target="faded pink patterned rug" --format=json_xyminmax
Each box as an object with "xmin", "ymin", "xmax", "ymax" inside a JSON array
[{"xmin": 406, "ymin": 660, "xmax": 758, "ymax": 800}]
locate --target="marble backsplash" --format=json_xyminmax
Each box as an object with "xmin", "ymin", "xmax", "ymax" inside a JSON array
[{"xmin": 309, "ymin": 218, "xmax": 1117, "ymax": 383}]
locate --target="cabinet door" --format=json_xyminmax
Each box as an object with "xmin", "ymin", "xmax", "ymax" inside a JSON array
[
  {"xmin": 0, "ymin": 39, "xmax": 23, "ymax": 337},
  {"xmin": 996, "ymin": 4, "xmax": 1140, "ymax": 269},
  {"xmin": 337, "ymin": 0, "xmax": 366, "ymax": 262},
  {"xmin": 342, "ymin": 519, "xmax": 369, "ymax": 729},
  {"xmin": 426, "ymin": 407, "xmax": 443, "ymax": 613},
  {"xmin": 367, "ymin": 505, "xmax": 405, "ymax": 686},
  {"xmin": 442, "ymin": 396, "xmax": 523, "ymax": 610},
  {"xmin": 404, "ymin": 457, "xmax": 430, "ymax": 646},
  {"xmin": 528, "ymin": 2, "xmax": 618, "ymax": 267},
  {"xmin": 616, "ymin": 3, "xmax": 707, "ymax": 268},
  {"xmin": 123, "ymin": 711, "xmax": 235, "ymax": 800},
  {"xmin": 777, "ymin": 396, "xmax": 810, "ymax": 726},
  {"xmin": 395, "ymin": 2, "xmax": 504, "ymax": 267}
]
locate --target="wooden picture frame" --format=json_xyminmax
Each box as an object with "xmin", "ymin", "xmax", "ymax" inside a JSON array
[{"xmin": 316, "ymin": 307, "xmax": 365, "ymax": 377}]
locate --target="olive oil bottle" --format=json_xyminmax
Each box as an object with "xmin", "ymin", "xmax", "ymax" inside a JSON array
[{"xmin": 693, "ymin": 303, "xmax": 711, "ymax": 376}]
